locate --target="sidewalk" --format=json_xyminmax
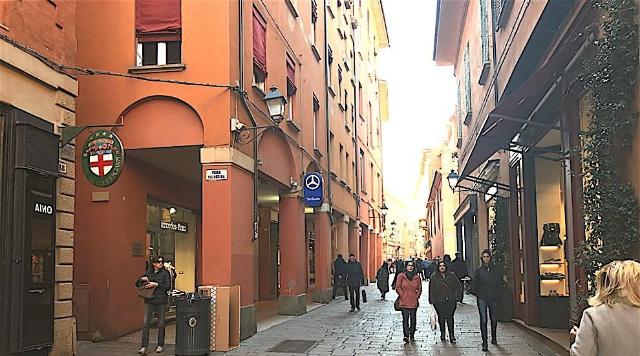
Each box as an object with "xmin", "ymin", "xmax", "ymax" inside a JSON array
[{"xmin": 78, "ymin": 282, "xmax": 566, "ymax": 355}]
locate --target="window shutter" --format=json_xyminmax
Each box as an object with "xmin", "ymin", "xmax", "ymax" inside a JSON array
[
  {"xmin": 492, "ymin": 0, "xmax": 503, "ymax": 28},
  {"xmin": 135, "ymin": 0, "xmax": 181, "ymax": 41},
  {"xmin": 311, "ymin": 0, "xmax": 318, "ymax": 23},
  {"xmin": 135, "ymin": 0, "xmax": 181, "ymax": 33},
  {"xmin": 253, "ymin": 10, "xmax": 267, "ymax": 73},
  {"xmin": 287, "ymin": 55, "xmax": 296, "ymax": 95},
  {"xmin": 480, "ymin": 0, "xmax": 489, "ymax": 64},
  {"xmin": 463, "ymin": 42, "xmax": 472, "ymax": 124}
]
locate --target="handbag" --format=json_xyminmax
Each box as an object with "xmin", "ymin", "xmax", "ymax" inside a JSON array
[
  {"xmin": 429, "ymin": 306, "xmax": 438, "ymax": 331},
  {"xmin": 138, "ymin": 284, "xmax": 156, "ymax": 299},
  {"xmin": 394, "ymin": 297, "xmax": 401, "ymax": 311},
  {"xmin": 361, "ymin": 289, "xmax": 367, "ymax": 303}
]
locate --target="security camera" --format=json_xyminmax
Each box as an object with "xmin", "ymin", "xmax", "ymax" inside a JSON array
[
  {"xmin": 230, "ymin": 118, "xmax": 246, "ymax": 132},
  {"xmin": 289, "ymin": 177, "xmax": 298, "ymax": 189}
]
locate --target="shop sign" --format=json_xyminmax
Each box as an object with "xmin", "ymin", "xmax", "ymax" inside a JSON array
[
  {"xmin": 81, "ymin": 129, "xmax": 124, "ymax": 187},
  {"xmin": 206, "ymin": 169, "xmax": 228, "ymax": 181},
  {"xmin": 303, "ymin": 172, "xmax": 323, "ymax": 207},
  {"xmin": 160, "ymin": 221, "xmax": 188, "ymax": 233},
  {"xmin": 34, "ymin": 202, "xmax": 53, "ymax": 215}
]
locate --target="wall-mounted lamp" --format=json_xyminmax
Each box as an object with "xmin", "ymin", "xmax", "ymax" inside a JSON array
[
  {"xmin": 447, "ymin": 169, "xmax": 511, "ymax": 199},
  {"xmin": 232, "ymin": 86, "xmax": 288, "ymax": 144}
]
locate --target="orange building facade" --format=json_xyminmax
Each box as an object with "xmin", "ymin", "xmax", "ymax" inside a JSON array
[{"xmin": 73, "ymin": 0, "xmax": 388, "ymax": 342}]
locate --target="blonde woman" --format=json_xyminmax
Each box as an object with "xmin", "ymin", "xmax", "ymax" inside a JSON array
[{"xmin": 570, "ymin": 260, "xmax": 640, "ymax": 356}]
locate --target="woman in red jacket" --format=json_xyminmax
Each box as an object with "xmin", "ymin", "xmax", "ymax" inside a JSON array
[{"xmin": 396, "ymin": 261, "xmax": 423, "ymax": 343}]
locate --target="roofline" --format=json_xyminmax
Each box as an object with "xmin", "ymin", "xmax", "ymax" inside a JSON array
[{"xmin": 432, "ymin": 0, "xmax": 442, "ymax": 61}]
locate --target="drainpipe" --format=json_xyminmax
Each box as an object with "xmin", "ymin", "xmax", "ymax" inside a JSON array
[
  {"xmin": 238, "ymin": 0, "xmax": 260, "ymax": 241},
  {"xmin": 323, "ymin": 1, "xmax": 333, "ymax": 220}
]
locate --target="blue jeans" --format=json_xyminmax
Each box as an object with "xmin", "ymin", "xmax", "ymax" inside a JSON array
[
  {"xmin": 141, "ymin": 303, "xmax": 166, "ymax": 347},
  {"xmin": 477, "ymin": 298, "xmax": 498, "ymax": 343}
]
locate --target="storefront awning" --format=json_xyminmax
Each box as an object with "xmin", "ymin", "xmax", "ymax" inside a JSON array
[{"xmin": 459, "ymin": 31, "xmax": 588, "ymax": 179}]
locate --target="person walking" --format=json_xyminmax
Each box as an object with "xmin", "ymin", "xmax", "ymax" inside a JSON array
[
  {"xmin": 450, "ymin": 252, "xmax": 470, "ymax": 302},
  {"xmin": 471, "ymin": 249, "xmax": 503, "ymax": 351},
  {"xmin": 396, "ymin": 261, "xmax": 422, "ymax": 343},
  {"xmin": 391, "ymin": 258, "xmax": 405, "ymax": 289},
  {"xmin": 570, "ymin": 260, "xmax": 640, "ymax": 356},
  {"xmin": 345, "ymin": 253, "xmax": 365, "ymax": 311},
  {"xmin": 415, "ymin": 258, "xmax": 424, "ymax": 280},
  {"xmin": 376, "ymin": 259, "xmax": 391, "ymax": 299},
  {"xmin": 422, "ymin": 258, "xmax": 431, "ymax": 280},
  {"xmin": 332, "ymin": 254, "xmax": 348, "ymax": 300},
  {"xmin": 429, "ymin": 260, "xmax": 462, "ymax": 343},
  {"xmin": 135, "ymin": 256, "xmax": 171, "ymax": 354}
]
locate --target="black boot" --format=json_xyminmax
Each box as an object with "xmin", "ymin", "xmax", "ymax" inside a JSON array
[
  {"xmin": 482, "ymin": 341, "xmax": 488, "ymax": 352},
  {"xmin": 440, "ymin": 332, "xmax": 446, "ymax": 341}
]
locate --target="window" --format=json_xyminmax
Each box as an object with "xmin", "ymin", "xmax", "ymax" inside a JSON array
[
  {"xmin": 328, "ymin": 46, "xmax": 334, "ymax": 88},
  {"xmin": 253, "ymin": 9, "xmax": 267, "ymax": 91},
  {"xmin": 369, "ymin": 163, "xmax": 374, "ymax": 198},
  {"xmin": 313, "ymin": 95, "xmax": 320, "ymax": 149},
  {"xmin": 368, "ymin": 102, "xmax": 372, "ymax": 146},
  {"xmin": 338, "ymin": 66, "xmax": 343, "ymax": 103},
  {"xmin": 286, "ymin": 55, "xmax": 296, "ymax": 121},
  {"xmin": 135, "ymin": 0, "xmax": 182, "ymax": 66},
  {"xmin": 352, "ymin": 160, "xmax": 356, "ymax": 189},
  {"xmin": 359, "ymin": 149, "xmax": 365, "ymax": 192},
  {"xmin": 479, "ymin": 0, "xmax": 491, "ymax": 84},
  {"xmin": 346, "ymin": 153, "xmax": 350, "ymax": 186},
  {"xmin": 311, "ymin": 0, "xmax": 318, "ymax": 45},
  {"xmin": 358, "ymin": 82, "xmax": 363, "ymax": 117},
  {"xmin": 492, "ymin": 0, "xmax": 514, "ymax": 30},
  {"xmin": 339, "ymin": 144, "xmax": 345, "ymax": 178},
  {"xmin": 463, "ymin": 42, "xmax": 472, "ymax": 124}
]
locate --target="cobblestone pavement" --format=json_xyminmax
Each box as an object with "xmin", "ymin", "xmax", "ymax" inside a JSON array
[
  {"xmin": 78, "ymin": 280, "xmax": 565, "ymax": 355},
  {"xmin": 227, "ymin": 282, "xmax": 564, "ymax": 356}
]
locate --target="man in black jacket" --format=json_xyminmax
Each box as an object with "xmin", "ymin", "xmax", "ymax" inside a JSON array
[
  {"xmin": 332, "ymin": 254, "xmax": 348, "ymax": 300},
  {"xmin": 345, "ymin": 253, "xmax": 365, "ymax": 311},
  {"xmin": 136, "ymin": 256, "xmax": 171, "ymax": 354}
]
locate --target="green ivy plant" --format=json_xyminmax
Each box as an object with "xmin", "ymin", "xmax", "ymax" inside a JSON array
[
  {"xmin": 489, "ymin": 197, "xmax": 509, "ymax": 281},
  {"xmin": 577, "ymin": 0, "xmax": 639, "ymax": 310}
]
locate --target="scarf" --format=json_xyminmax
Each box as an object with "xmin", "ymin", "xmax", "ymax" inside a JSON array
[{"xmin": 405, "ymin": 270, "xmax": 417, "ymax": 280}]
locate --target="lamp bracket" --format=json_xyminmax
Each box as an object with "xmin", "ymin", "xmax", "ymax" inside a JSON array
[{"xmin": 233, "ymin": 125, "xmax": 278, "ymax": 145}]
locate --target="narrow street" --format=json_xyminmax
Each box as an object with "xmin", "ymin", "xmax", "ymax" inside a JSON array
[
  {"xmin": 79, "ymin": 281, "xmax": 564, "ymax": 355},
  {"xmin": 227, "ymin": 283, "xmax": 563, "ymax": 356}
]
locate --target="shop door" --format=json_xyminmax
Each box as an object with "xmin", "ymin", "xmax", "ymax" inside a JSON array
[{"xmin": 10, "ymin": 122, "xmax": 58, "ymax": 353}]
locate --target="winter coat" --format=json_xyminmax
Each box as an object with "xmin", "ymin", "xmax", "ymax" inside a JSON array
[
  {"xmin": 135, "ymin": 267, "xmax": 171, "ymax": 304},
  {"xmin": 450, "ymin": 258, "xmax": 469, "ymax": 280},
  {"xmin": 571, "ymin": 303, "xmax": 640, "ymax": 356},
  {"xmin": 376, "ymin": 263, "xmax": 390, "ymax": 293},
  {"xmin": 345, "ymin": 261, "xmax": 364, "ymax": 287},
  {"xmin": 396, "ymin": 272, "xmax": 422, "ymax": 309},
  {"xmin": 471, "ymin": 264, "xmax": 502, "ymax": 302},
  {"xmin": 428, "ymin": 271, "xmax": 462, "ymax": 304},
  {"xmin": 333, "ymin": 258, "xmax": 348, "ymax": 286}
]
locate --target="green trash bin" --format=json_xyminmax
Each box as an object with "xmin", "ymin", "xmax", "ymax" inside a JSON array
[{"xmin": 175, "ymin": 293, "xmax": 211, "ymax": 355}]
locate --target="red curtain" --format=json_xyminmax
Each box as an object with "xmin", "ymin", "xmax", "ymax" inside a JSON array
[
  {"xmin": 253, "ymin": 10, "xmax": 267, "ymax": 73},
  {"xmin": 136, "ymin": 0, "xmax": 181, "ymax": 34}
]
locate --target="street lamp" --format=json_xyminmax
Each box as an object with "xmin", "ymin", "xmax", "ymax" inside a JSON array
[
  {"xmin": 263, "ymin": 86, "xmax": 287, "ymax": 125},
  {"xmin": 447, "ymin": 169, "xmax": 459, "ymax": 191},
  {"xmin": 232, "ymin": 86, "xmax": 288, "ymax": 144},
  {"xmin": 381, "ymin": 201, "xmax": 389, "ymax": 216}
]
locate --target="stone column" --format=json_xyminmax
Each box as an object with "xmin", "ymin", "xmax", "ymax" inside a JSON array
[
  {"xmin": 277, "ymin": 194, "xmax": 307, "ymax": 315},
  {"xmin": 336, "ymin": 214, "xmax": 349, "ymax": 257},
  {"xmin": 201, "ymin": 162, "xmax": 256, "ymax": 339},
  {"xmin": 359, "ymin": 227, "xmax": 369, "ymax": 285},
  {"xmin": 348, "ymin": 221, "xmax": 359, "ymax": 259},
  {"xmin": 368, "ymin": 230, "xmax": 377, "ymax": 282},
  {"xmin": 312, "ymin": 204, "xmax": 332, "ymax": 303}
]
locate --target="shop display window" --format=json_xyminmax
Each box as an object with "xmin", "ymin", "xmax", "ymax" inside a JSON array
[{"xmin": 534, "ymin": 134, "xmax": 569, "ymax": 298}]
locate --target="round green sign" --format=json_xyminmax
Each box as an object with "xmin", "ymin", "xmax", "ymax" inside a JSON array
[{"xmin": 81, "ymin": 129, "xmax": 124, "ymax": 187}]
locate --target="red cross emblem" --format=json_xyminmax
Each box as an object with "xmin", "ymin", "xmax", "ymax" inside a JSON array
[{"xmin": 89, "ymin": 153, "xmax": 113, "ymax": 177}]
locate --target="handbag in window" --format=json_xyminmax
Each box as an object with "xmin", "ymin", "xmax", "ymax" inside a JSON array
[{"xmin": 540, "ymin": 223, "xmax": 562, "ymax": 246}]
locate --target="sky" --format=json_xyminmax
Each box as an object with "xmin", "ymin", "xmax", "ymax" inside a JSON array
[{"xmin": 378, "ymin": 0, "xmax": 455, "ymax": 216}]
